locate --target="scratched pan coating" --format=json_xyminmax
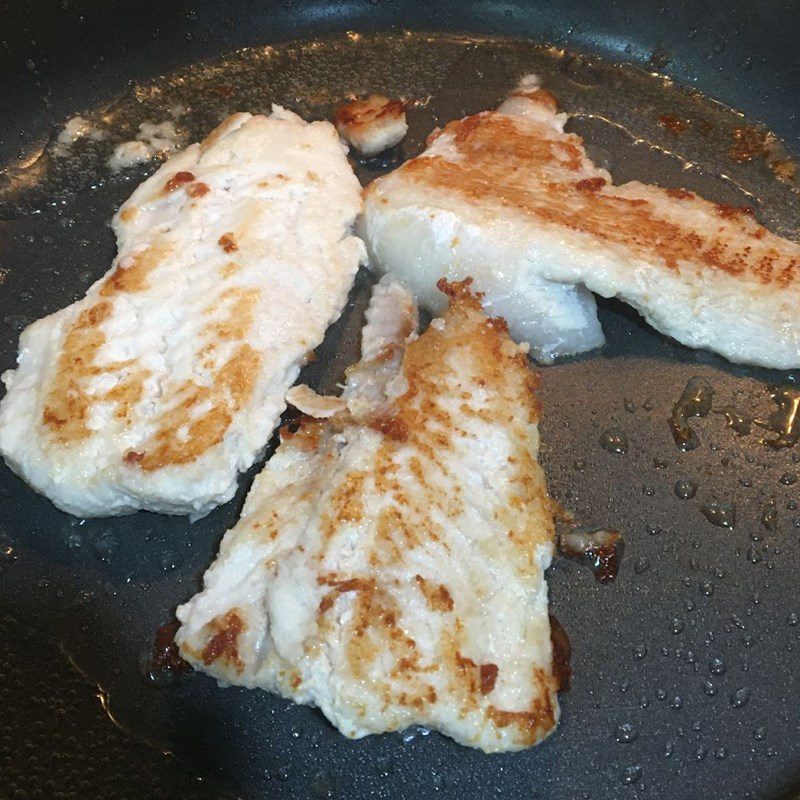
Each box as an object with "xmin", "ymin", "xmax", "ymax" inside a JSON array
[{"xmin": 1, "ymin": 24, "xmax": 800, "ymax": 800}]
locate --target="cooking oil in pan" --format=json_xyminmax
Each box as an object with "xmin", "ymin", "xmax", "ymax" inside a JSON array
[{"xmin": 1, "ymin": 30, "xmax": 799, "ymax": 800}]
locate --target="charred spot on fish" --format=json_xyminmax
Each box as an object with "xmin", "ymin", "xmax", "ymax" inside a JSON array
[
  {"xmin": 715, "ymin": 203, "xmax": 754, "ymax": 219},
  {"xmin": 164, "ymin": 171, "xmax": 195, "ymax": 193},
  {"xmin": 575, "ymin": 177, "xmax": 606, "ymax": 192},
  {"xmin": 480, "ymin": 663, "xmax": 499, "ymax": 695},
  {"xmin": 414, "ymin": 575, "xmax": 454, "ymax": 612},
  {"xmin": 218, "ymin": 232, "xmax": 238, "ymax": 253},
  {"xmin": 123, "ymin": 450, "xmax": 144, "ymax": 465},
  {"xmin": 201, "ymin": 610, "xmax": 245, "ymax": 673},
  {"xmin": 187, "ymin": 181, "xmax": 210, "ymax": 197},
  {"xmin": 369, "ymin": 414, "xmax": 409, "ymax": 441},
  {"xmin": 665, "ymin": 188, "xmax": 695, "ymax": 201}
]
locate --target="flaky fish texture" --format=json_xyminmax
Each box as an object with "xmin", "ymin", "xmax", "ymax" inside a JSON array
[
  {"xmin": 361, "ymin": 74, "xmax": 800, "ymax": 368},
  {"xmin": 176, "ymin": 276, "xmax": 561, "ymax": 753},
  {"xmin": 0, "ymin": 108, "xmax": 365, "ymax": 517}
]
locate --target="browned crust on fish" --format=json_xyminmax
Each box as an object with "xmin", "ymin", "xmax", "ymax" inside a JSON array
[
  {"xmin": 384, "ymin": 112, "xmax": 799, "ymax": 286},
  {"xmin": 334, "ymin": 95, "xmax": 407, "ymax": 132}
]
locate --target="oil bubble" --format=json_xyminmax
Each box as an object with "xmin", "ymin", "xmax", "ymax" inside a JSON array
[
  {"xmin": 599, "ymin": 428, "xmax": 628, "ymax": 454},
  {"xmin": 701, "ymin": 503, "xmax": 735, "ymax": 528}
]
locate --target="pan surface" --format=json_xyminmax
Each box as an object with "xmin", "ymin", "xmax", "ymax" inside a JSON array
[{"xmin": 1, "ymin": 7, "xmax": 800, "ymax": 800}]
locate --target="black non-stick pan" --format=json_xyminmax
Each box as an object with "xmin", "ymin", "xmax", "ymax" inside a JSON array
[{"xmin": 1, "ymin": 2, "xmax": 799, "ymax": 798}]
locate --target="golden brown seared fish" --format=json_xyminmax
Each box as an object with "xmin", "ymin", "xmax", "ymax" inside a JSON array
[
  {"xmin": 176, "ymin": 276, "xmax": 562, "ymax": 753},
  {"xmin": 0, "ymin": 108, "xmax": 364, "ymax": 517},
  {"xmin": 361, "ymin": 75, "xmax": 800, "ymax": 368}
]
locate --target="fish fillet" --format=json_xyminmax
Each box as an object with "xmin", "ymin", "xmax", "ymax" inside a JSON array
[
  {"xmin": 0, "ymin": 107, "xmax": 364, "ymax": 517},
  {"xmin": 361, "ymin": 75, "xmax": 800, "ymax": 368},
  {"xmin": 176, "ymin": 276, "xmax": 562, "ymax": 752}
]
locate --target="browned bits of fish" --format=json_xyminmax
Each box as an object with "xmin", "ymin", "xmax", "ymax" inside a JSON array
[
  {"xmin": 334, "ymin": 95, "xmax": 407, "ymax": 130},
  {"xmin": 401, "ymin": 113, "xmax": 799, "ymax": 285},
  {"xmin": 187, "ymin": 181, "xmax": 210, "ymax": 198},
  {"xmin": 575, "ymin": 177, "xmax": 606, "ymax": 192},
  {"xmin": 770, "ymin": 159, "xmax": 797, "ymax": 182},
  {"xmin": 549, "ymin": 614, "xmax": 572, "ymax": 691},
  {"xmin": 41, "ymin": 300, "xmax": 114, "ymax": 442},
  {"xmin": 414, "ymin": 575, "xmax": 455, "ymax": 612},
  {"xmin": 369, "ymin": 414, "xmax": 409, "ymax": 441},
  {"xmin": 164, "ymin": 171, "xmax": 196, "ymax": 192},
  {"xmin": 658, "ymin": 114, "xmax": 688, "ymax": 135},
  {"xmin": 729, "ymin": 125, "xmax": 767, "ymax": 163},
  {"xmin": 123, "ymin": 450, "xmax": 144, "ymax": 465},
  {"xmin": 558, "ymin": 527, "xmax": 624, "ymax": 583},
  {"xmin": 334, "ymin": 94, "xmax": 409, "ymax": 156},
  {"xmin": 715, "ymin": 204, "xmax": 755, "ymax": 219},
  {"xmin": 665, "ymin": 188, "xmax": 696, "ymax": 201},
  {"xmin": 218, "ymin": 233, "xmax": 238, "ymax": 253},
  {"xmin": 200, "ymin": 610, "xmax": 245, "ymax": 673},
  {"xmin": 318, "ymin": 593, "xmax": 335, "ymax": 614},
  {"xmin": 480, "ymin": 663, "xmax": 499, "ymax": 695},
  {"xmin": 508, "ymin": 86, "xmax": 559, "ymax": 112},
  {"xmin": 99, "ymin": 244, "xmax": 170, "ymax": 298},
  {"xmin": 147, "ymin": 619, "xmax": 191, "ymax": 680},
  {"xmin": 279, "ymin": 416, "xmax": 324, "ymax": 452}
]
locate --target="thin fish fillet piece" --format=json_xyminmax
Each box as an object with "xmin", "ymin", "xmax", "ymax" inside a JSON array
[
  {"xmin": 0, "ymin": 107, "xmax": 365, "ymax": 517},
  {"xmin": 361, "ymin": 75, "xmax": 800, "ymax": 368},
  {"xmin": 176, "ymin": 276, "xmax": 562, "ymax": 753}
]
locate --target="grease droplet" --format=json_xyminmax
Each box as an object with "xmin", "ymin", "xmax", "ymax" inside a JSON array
[
  {"xmin": 669, "ymin": 377, "xmax": 714, "ymax": 451},
  {"xmin": 0, "ymin": 531, "xmax": 16, "ymax": 574},
  {"xmin": 309, "ymin": 771, "xmax": 334, "ymax": 799},
  {"xmin": 615, "ymin": 723, "xmax": 639, "ymax": 743},
  {"xmin": 730, "ymin": 687, "xmax": 750, "ymax": 708},
  {"xmin": 718, "ymin": 406, "xmax": 752, "ymax": 435},
  {"xmin": 701, "ymin": 503, "xmax": 735, "ymax": 529},
  {"xmin": 599, "ymin": 427, "xmax": 628, "ymax": 454},
  {"xmin": 621, "ymin": 765, "xmax": 642, "ymax": 785},
  {"xmin": 93, "ymin": 530, "xmax": 119, "ymax": 563},
  {"xmin": 746, "ymin": 547, "xmax": 763, "ymax": 564},
  {"xmin": 761, "ymin": 504, "xmax": 778, "ymax": 531},
  {"xmin": 755, "ymin": 386, "xmax": 800, "ymax": 448}
]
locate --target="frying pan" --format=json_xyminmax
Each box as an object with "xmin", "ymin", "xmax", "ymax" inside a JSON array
[{"xmin": 1, "ymin": 1, "xmax": 799, "ymax": 798}]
